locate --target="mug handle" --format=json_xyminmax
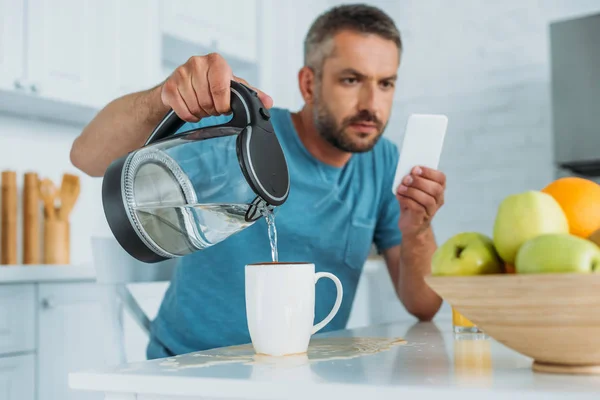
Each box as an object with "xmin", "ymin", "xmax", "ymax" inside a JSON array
[{"xmin": 311, "ymin": 272, "xmax": 343, "ymax": 334}]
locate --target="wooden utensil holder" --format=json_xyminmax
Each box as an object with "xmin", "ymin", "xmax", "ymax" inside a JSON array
[
  {"xmin": 23, "ymin": 172, "xmax": 41, "ymax": 264},
  {"xmin": 1, "ymin": 171, "xmax": 18, "ymax": 265},
  {"xmin": 44, "ymin": 219, "xmax": 69, "ymax": 264}
]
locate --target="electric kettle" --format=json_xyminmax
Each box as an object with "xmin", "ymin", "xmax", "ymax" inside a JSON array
[{"xmin": 101, "ymin": 81, "xmax": 290, "ymax": 263}]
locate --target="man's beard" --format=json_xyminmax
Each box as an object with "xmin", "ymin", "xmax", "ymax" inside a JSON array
[{"xmin": 313, "ymin": 97, "xmax": 386, "ymax": 153}]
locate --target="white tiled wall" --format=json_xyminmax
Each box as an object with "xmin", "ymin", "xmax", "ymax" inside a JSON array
[{"xmin": 376, "ymin": 0, "xmax": 600, "ymax": 244}]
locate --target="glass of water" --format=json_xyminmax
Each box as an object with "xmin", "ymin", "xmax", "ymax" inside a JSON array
[{"xmin": 452, "ymin": 307, "xmax": 483, "ymax": 334}]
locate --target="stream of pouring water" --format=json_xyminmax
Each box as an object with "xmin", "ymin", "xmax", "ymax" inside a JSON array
[{"xmin": 264, "ymin": 209, "xmax": 278, "ymax": 262}]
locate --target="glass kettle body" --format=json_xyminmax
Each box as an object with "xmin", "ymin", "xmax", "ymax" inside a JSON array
[{"xmin": 101, "ymin": 81, "xmax": 290, "ymax": 263}]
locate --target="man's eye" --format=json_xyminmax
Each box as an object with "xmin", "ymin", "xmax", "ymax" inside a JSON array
[
  {"xmin": 341, "ymin": 77, "xmax": 358, "ymax": 84},
  {"xmin": 380, "ymin": 81, "xmax": 395, "ymax": 89}
]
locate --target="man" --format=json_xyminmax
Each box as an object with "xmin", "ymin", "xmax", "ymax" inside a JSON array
[{"xmin": 70, "ymin": 4, "xmax": 446, "ymax": 359}]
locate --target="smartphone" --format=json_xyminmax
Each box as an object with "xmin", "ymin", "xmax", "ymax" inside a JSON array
[{"xmin": 392, "ymin": 113, "xmax": 448, "ymax": 194}]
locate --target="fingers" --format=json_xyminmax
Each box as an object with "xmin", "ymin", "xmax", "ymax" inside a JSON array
[
  {"xmin": 396, "ymin": 167, "xmax": 446, "ymax": 216},
  {"xmin": 161, "ymin": 53, "xmax": 272, "ymax": 122},
  {"xmin": 188, "ymin": 54, "xmax": 230, "ymax": 117},
  {"xmin": 396, "ymin": 194, "xmax": 427, "ymax": 216},
  {"xmin": 414, "ymin": 166, "xmax": 446, "ymax": 187},
  {"xmin": 402, "ymin": 175, "xmax": 444, "ymax": 205},
  {"xmin": 396, "ymin": 186, "xmax": 437, "ymax": 217},
  {"xmin": 207, "ymin": 54, "xmax": 233, "ymax": 115},
  {"xmin": 234, "ymin": 75, "xmax": 274, "ymax": 109},
  {"xmin": 161, "ymin": 73, "xmax": 199, "ymax": 122},
  {"xmin": 177, "ymin": 68, "xmax": 205, "ymax": 119}
]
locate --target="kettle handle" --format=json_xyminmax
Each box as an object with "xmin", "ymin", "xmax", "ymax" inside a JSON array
[{"xmin": 144, "ymin": 80, "xmax": 264, "ymax": 146}]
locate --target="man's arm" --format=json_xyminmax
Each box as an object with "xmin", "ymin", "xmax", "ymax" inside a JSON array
[
  {"xmin": 70, "ymin": 53, "xmax": 273, "ymax": 177},
  {"xmin": 383, "ymin": 230, "xmax": 442, "ymax": 321},
  {"xmin": 377, "ymin": 164, "xmax": 446, "ymax": 321},
  {"xmin": 70, "ymin": 84, "xmax": 167, "ymax": 176}
]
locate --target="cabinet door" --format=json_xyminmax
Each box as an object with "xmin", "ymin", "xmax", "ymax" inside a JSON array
[
  {"xmin": 111, "ymin": 0, "xmax": 162, "ymax": 99},
  {"xmin": 0, "ymin": 354, "xmax": 35, "ymax": 400},
  {"xmin": 0, "ymin": 0, "xmax": 25, "ymax": 90},
  {"xmin": 91, "ymin": 0, "xmax": 162, "ymax": 107},
  {"xmin": 37, "ymin": 283, "xmax": 106, "ymax": 400},
  {"xmin": 216, "ymin": 0, "xmax": 257, "ymax": 63},
  {"xmin": 161, "ymin": 0, "xmax": 219, "ymax": 51},
  {"xmin": 26, "ymin": 0, "xmax": 105, "ymax": 107},
  {"xmin": 0, "ymin": 285, "xmax": 35, "ymax": 356}
]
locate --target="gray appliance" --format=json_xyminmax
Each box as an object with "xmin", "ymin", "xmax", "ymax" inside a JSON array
[{"xmin": 549, "ymin": 12, "xmax": 600, "ymax": 178}]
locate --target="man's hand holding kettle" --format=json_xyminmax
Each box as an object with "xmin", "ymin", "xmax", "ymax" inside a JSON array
[{"xmin": 160, "ymin": 53, "xmax": 274, "ymax": 123}]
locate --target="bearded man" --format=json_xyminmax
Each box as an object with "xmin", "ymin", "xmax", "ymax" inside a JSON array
[{"xmin": 70, "ymin": 4, "xmax": 446, "ymax": 359}]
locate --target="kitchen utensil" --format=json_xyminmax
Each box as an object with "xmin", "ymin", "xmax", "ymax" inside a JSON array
[
  {"xmin": 44, "ymin": 218, "xmax": 69, "ymax": 264},
  {"xmin": 102, "ymin": 80, "xmax": 290, "ymax": 263},
  {"xmin": 1, "ymin": 171, "xmax": 18, "ymax": 265},
  {"xmin": 425, "ymin": 273, "xmax": 600, "ymax": 375},
  {"xmin": 57, "ymin": 173, "xmax": 80, "ymax": 221},
  {"xmin": 39, "ymin": 178, "xmax": 58, "ymax": 220},
  {"xmin": 23, "ymin": 172, "xmax": 41, "ymax": 264}
]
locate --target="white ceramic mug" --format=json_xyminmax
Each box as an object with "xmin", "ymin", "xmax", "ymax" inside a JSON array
[{"xmin": 245, "ymin": 262, "xmax": 343, "ymax": 356}]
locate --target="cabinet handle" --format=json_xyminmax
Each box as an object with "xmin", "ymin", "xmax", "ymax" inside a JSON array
[
  {"xmin": 40, "ymin": 297, "xmax": 99, "ymax": 309},
  {"xmin": 13, "ymin": 80, "xmax": 23, "ymax": 90},
  {"xmin": 40, "ymin": 298, "xmax": 55, "ymax": 309}
]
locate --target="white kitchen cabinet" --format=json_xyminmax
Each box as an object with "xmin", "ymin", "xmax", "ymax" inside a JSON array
[
  {"xmin": 215, "ymin": 0, "xmax": 257, "ymax": 63},
  {"xmin": 113, "ymin": 0, "xmax": 162, "ymax": 97},
  {"xmin": 0, "ymin": 0, "xmax": 163, "ymax": 123},
  {"xmin": 95, "ymin": 0, "xmax": 162, "ymax": 105},
  {"xmin": 37, "ymin": 283, "xmax": 106, "ymax": 400},
  {"xmin": 0, "ymin": 0, "xmax": 25, "ymax": 91},
  {"xmin": 0, "ymin": 285, "xmax": 35, "ymax": 356},
  {"xmin": 161, "ymin": 0, "xmax": 257, "ymax": 63},
  {"xmin": 161, "ymin": 0, "xmax": 218, "ymax": 51},
  {"xmin": 26, "ymin": 0, "xmax": 106, "ymax": 108},
  {"xmin": 0, "ymin": 354, "xmax": 35, "ymax": 400}
]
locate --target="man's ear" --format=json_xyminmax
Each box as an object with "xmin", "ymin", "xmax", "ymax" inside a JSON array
[{"xmin": 298, "ymin": 66, "xmax": 316, "ymax": 104}]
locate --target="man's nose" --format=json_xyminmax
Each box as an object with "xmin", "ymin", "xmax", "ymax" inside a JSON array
[{"xmin": 358, "ymin": 83, "xmax": 378, "ymax": 114}]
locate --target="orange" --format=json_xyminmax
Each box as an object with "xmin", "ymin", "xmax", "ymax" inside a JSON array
[{"xmin": 541, "ymin": 177, "xmax": 600, "ymax": 238}]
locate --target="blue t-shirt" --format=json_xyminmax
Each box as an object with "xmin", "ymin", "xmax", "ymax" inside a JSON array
[{"xmin": 147, "ymin": 107, "xmax": 402, "ymax": 359}]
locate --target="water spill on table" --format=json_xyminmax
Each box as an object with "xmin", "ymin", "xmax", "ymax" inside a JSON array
[{"xmin": 150, "ymin": 337, "xmax": 407, "ymax": 372}]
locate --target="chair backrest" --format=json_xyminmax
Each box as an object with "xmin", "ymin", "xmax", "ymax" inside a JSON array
[
  {"xmin": 91, "ymin": 236, "xmax": 177, "ymax": 285},
  {"xmin": 91, "ymin": 235, "xmax": 179, "ymax": 362}
]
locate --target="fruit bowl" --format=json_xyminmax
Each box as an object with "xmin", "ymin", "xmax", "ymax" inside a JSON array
[{"xmin": 425, "ymin": 272, "xmax": 600, "ymax": 375}]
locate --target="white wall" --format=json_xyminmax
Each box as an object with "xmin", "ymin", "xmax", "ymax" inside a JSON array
[{"xmin": 376, "ymin": 0, "xmax": 600, "ymax": 245}]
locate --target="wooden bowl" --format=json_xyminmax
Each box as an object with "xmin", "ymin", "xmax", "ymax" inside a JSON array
[{"xmin": 425, "ymin": 273, "xmax": 600, "ymax": 375}]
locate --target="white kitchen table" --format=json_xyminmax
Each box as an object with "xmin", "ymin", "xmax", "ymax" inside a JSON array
[{"xmin": 68, "ymin": 319, "xmax": 600, "ymax": 400}]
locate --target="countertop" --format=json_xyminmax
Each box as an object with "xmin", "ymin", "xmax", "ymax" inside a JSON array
[
  {"xmin": 68, "ymin": 319, "xmax": 600, "ymax": 399},
  {"xmin": 0, "ymin": 265, "xmax": 96, "ymax": 283}
]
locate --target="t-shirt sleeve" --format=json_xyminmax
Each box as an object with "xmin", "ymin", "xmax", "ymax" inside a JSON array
[{"xmin": 373, "ymin": 142, "xmax": 402, "ymax": 253}]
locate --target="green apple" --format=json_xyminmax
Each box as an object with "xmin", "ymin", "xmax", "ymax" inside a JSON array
[
  {"xmin": 493, "ymin": 190, "xmax": 569, "ymax": 264},
  {"xmin": 431, "ymin": 232, "xmax": 504, "ymax": 276},
  {"xmin": 515, "ymin": 233, "xmax": 600, "ymax": 273}
]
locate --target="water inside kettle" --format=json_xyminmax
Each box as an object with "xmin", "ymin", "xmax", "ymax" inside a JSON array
[{"xmin": 134, "ymin": 203, "xmax": 278, "ymax": 261}]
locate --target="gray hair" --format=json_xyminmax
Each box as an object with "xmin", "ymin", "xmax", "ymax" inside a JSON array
[{"xmin": 303, "ymin": 4, "xmax": 402, "ymax": 74}]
